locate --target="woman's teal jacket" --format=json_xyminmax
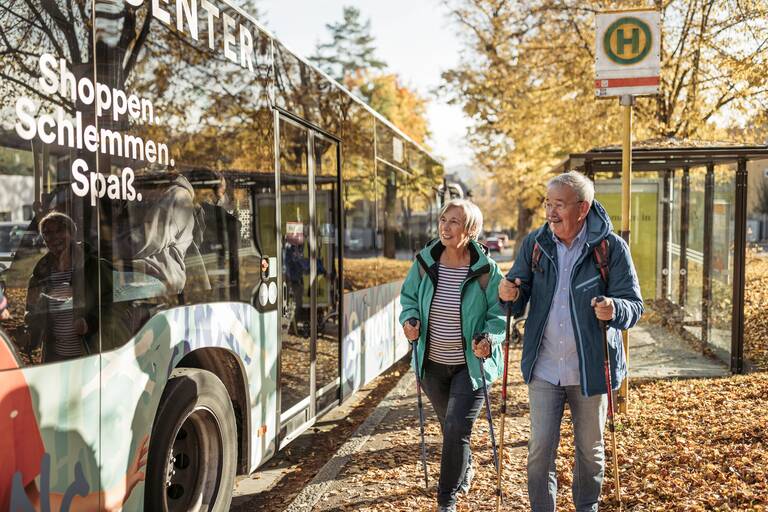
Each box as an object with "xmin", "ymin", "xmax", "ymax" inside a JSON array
[{"xmin": 399, "ymin": 239, "xmax": 506, "ymax": 391}]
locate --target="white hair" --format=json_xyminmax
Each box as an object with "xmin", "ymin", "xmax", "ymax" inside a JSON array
[
  {"xmin": 439, "ymin": 199, "xmax": 483, "ymax": 241},
  {"xmin": 547, "ymin": 171, "xmax": 595, "ymax": 205}
]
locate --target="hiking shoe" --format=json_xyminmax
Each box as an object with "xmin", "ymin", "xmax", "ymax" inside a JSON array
[
  {"xmin": 437, "ymin": 505, "xmax": 457, "ymax": 512},
  {"xmin": 458, "ymin": 460, "xmax": 474, "ymax": 495}
]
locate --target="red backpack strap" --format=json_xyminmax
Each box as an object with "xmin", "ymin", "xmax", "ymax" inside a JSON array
[
  {"xmin": 593, "ymin": 238, "xmax": 610, "ymax": 284},
  {"xmin": 531, "ymin": 242, "xmax": 542, "ymax": 273}
]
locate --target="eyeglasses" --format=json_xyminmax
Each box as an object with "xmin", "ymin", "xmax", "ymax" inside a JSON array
[{"xmin": 542, "ymin": 200, "xmax": 584, "ymax": 212}]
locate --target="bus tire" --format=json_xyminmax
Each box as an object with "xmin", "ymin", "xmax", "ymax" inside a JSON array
[{"xmin": 145, "ymin": 368, "xmax": 237, "ymax": 512}]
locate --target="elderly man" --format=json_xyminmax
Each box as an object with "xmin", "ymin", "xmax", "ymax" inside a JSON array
[{"xmin": 499, "ymin": 171, "xmax": 643, "ymax": 512}]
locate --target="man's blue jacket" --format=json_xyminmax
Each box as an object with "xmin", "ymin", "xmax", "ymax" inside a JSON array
[{"xmin": 506, "ymin": 200, "xmax": 644, "ymax": 397}]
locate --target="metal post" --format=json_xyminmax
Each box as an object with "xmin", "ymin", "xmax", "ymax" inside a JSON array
[
  {"xmin": 731, "ymin": 159, "xmax": 748, "ymax": 373},
  {"xmin": 660, "ymin": 170, "xmax": 672, "ymax": 301},
  {"xmin": 618, "ymin": 94, "xmax": 634, "ymax": 414},
  {"xmin": 702, "ymin": 164, "xmax": 715, "ymax": 349},
  {"xmin": 679, "ymin": 168, "xmax": 690, "ymax": 309}
]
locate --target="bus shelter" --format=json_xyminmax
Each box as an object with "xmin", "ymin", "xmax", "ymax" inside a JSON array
[{"xmin": 553, "ymin": 140, "xmax": 768, "ymax": 374}]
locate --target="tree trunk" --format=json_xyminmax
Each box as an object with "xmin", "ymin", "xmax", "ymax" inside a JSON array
[{"xmin": 513, "ymin": 200, "xmax": 536, "ymax": 259}]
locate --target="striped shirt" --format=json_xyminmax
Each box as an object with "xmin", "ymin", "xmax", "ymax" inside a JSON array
[
  {"xmin": 427, "ymin": 264, "xmax": 468, "ymax": 365},
  {"xmin": 44, "ymin": 270, "xmax": 84, "ymax": 358}
]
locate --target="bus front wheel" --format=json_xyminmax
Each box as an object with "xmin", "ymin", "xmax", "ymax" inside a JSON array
[{"xmin": 145, "ymin": 368, "xmax": 237, "ymax": 512}]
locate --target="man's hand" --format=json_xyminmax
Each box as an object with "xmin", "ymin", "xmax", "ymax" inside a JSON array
[
  {"xmin": 591, "ymin": 296, "xmax": 615, "ymax": 322},
  {"xmin": 403, "ymin": 319, "xmax": 420, "ymax": 341},
  {"xmin": 499, "ymin": 278, "xmax": 522, "ymax": 302},
  {"xmin": 472, "ymin": 336, "xmax": 491, "ymax": 359}
]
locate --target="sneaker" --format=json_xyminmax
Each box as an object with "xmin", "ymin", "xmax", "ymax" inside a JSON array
[
  {"xmin": 437, "ymin": 505, "xmax": 457, "ymax": 512},
  {"xmin": 458, "ymin": 460, "xmax": 474, "ymax": 495}
]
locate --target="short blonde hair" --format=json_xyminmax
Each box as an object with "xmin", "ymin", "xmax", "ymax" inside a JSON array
[{"xmin": 439, "ymin": 199, "xmax": 483, "ymax": 241}]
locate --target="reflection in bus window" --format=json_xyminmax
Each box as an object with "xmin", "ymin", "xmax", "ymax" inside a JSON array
[
  {"xmin": 114, "ymin": 172, "xmax": 209, "ymax": 300},
  {"xmin": 0, "ymin": 148, "xmax": 99, "ymax": 368},
  {"xmin": 197, "ymin": 170, "xmax": 241, "ymax": 298},
  {"xmin": 25, "ymin": 212, "xmax": 108, "ymax": 363}
]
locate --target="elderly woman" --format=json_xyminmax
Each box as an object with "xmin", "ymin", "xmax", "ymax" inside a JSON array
[
  {"xmin": 25, "ymin": 212, "xmax": 108, "ymax": 362},
  {"xmin": 399, "ymin": 198, "xmax": 506, "ymax": 512}
]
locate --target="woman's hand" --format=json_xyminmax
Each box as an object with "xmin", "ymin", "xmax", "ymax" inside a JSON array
[
  {"xmin": 472, "ymin": 337, "xmax": 491, "ymax": 359},
  {"xmin": 73, "ymin": 317, "xmax": 88, "ymax": 336},
  {"xmin": 403, "ymin": 319, "xmax": 420, "ymax": 341}
]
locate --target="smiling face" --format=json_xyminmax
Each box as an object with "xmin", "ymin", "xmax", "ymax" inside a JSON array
[
  {"xmin": 545, "ymin": 184, "xmax": 591, "ymax": 244},
  {"xmin": 439, "ymin": 206, "xmax": 471, "ymax": 250},
  {"xmin": 41, "ymin": 219, "xmax": 72, "ymax": 257}
]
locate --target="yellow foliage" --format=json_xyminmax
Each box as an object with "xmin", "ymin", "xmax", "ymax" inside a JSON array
[
  {"xmin": 444, "ymin": 0, "xmax": 768, "ymax": 239},
  {"xmin": 346, "ymin": 72, "xmax": 431, "ymax": 146}
]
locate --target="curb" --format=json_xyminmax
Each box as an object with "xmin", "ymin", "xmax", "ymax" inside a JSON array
[{"xmin": 283, "ymin": 370, "xmax": 415, "ymax": 512}]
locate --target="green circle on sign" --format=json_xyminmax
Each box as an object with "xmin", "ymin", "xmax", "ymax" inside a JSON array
[{"xmin": 604, "ymin": 17, "xmax": 652, "ymax": 65}]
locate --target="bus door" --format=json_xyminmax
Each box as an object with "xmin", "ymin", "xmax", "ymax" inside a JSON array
[{"xmin": 276, "ymin": 115, "xmax": 341, "ymax": 446}]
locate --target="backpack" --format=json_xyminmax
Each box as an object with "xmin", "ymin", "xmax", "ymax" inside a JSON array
[{"xmin": 531, "ymin": 238, "xmax": 610, "ymax": 285}]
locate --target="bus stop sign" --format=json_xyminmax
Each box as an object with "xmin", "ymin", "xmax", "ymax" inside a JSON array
[{"xmin": 595, "ymin": 9, "xmax": 660, "ymax": 98}]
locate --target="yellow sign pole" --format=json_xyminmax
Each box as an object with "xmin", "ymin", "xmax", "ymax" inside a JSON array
[{"xmin": 618, "ymin": 94, "xmax": 634, "ymax": 414}]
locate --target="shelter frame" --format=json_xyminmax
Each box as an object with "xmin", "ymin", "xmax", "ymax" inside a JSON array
[{"xmin": 553, "ymin": 143, "xmax": 768, "ymax": 373}]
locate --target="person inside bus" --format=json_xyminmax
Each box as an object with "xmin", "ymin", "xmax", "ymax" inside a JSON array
[
  {"xmin": 24, "ymin": 212, "xmax": 111, "ymax": 363},
  {"xmin": 400, "ymin": 199, "xmax": 506, "ymax": 512},
  {"xmin": 283, "ymin": 236, "xmax": 307, "ymax": 334},
  {"xmin": 197, "ymin": 170, "xmax": 241, "ymax": 297},
  {"xmin": 117, "ymin": 172, "xmax": 210, "ymax": 299}
]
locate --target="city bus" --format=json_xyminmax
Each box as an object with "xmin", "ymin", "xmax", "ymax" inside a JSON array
[{"xmin": 0, "ymin": 0, "xmax": 444, "ymax": 509}]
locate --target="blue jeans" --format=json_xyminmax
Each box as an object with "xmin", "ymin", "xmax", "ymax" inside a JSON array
[
  {"xmin": 527, "ymin": 378, "xmax": 607, "ymax": 512},
  {"xmin": 420, "ymin": 361, "xmax": 485, "ymax": 507}
]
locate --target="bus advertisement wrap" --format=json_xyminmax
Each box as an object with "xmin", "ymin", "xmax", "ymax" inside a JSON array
[{"xmin": 0, "ymin": 0, "xmax": 442, "ymax": 509}]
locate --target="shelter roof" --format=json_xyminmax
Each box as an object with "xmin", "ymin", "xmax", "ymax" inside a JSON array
[{"xmin": 552, "ymin": 137, "xmax": 768, "ymax": 173}]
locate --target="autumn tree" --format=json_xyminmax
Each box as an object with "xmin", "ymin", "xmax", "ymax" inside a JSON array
[
  {"xmin": 348, "ymin": 72, "xmax": 431, "ymax": 145},
  {"xmin": 310, "ymin": 6, "xmax": 387, "ymax": 82},
  {"xmin": 309, "ymin": 5, "xmax": 431, "ymax": 147},
  {"xmin": 443, "ymin": 0, "xmax": 768, "ymax": 252}
]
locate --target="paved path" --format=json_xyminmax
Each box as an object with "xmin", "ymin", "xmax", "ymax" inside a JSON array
[
  {"xmin": 277, "ymin": 321, "xmax": 727, "ymax": 511},
  {"xmin": 285, "ymin": 348, "xmax": 534, "ymax": 512}
]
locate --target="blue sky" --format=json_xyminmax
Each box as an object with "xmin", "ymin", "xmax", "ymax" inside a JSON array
[{"xmin": 255, "ymin": 0, "xmax": 473, "ymax": 171}]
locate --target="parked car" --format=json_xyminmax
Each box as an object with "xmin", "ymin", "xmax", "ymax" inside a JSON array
[
  {"xmin": 493, "ymin": 233, "xmax": 509, "ymax": 247},
  {"xmin": 485, "ymin": 236, "xmax": 502, "ymax": 252},
  {"xmin": 0, "ymin": 222, "xmax": 24, "ymax": 260},
  {"xmin": 0, "ymin": 221, "xmax": 41, "ymax": 269}
]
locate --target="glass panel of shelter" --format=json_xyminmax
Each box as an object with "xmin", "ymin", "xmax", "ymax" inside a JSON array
[{"xmin": 660, "ymin": 165, "xmax": 735, "ymax": 366}]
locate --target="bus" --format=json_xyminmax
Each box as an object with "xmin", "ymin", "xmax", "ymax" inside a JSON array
[{"xmin": 0, "ymin": 0, "xmax": 444, "ymax": 510}]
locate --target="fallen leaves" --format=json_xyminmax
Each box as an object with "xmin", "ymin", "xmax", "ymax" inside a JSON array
[
  {"xmin": 343, "ymin": 258, "xmax": 413, "ymax": 291},
  {"xmin": 744, "ymin": 253, "xmax": 768, "ymax": 370},
  {"xmin": 555, "ymin": 372, "xmax": 768, "ymax": 511},
  {"xmin": 311, "ymin": 347, "xmax": 767, "ymax": 511}
]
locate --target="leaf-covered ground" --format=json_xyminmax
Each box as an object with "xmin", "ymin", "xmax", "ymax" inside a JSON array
[
  {"xmin": 744, "ymin": 254, "xmax": 768, "ymax": 370},
  {"xmin": 312, "ymin": 348, "xmax": 768, "ymax": 511}
]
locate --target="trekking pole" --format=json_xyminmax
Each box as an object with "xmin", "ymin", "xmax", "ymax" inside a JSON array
[
  {"xmin": 475, "ymin": 334, "xmax": 499, "ymax": 472},
  {"xmin": 407, "ymin": 318, "xmax": 429, "ymax": 490},
  {"xmin": 595, "ymin": 296, "xmax": 622, "ymax": 509},
  {"xmin": 495, "ymin": 308, "xmax": 512, "ymax": 512}
]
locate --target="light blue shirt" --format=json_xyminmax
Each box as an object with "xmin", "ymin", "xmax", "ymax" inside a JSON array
[{"xmin": 532, "ymin": 221, "xmax": 588, "ymax": 387}]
